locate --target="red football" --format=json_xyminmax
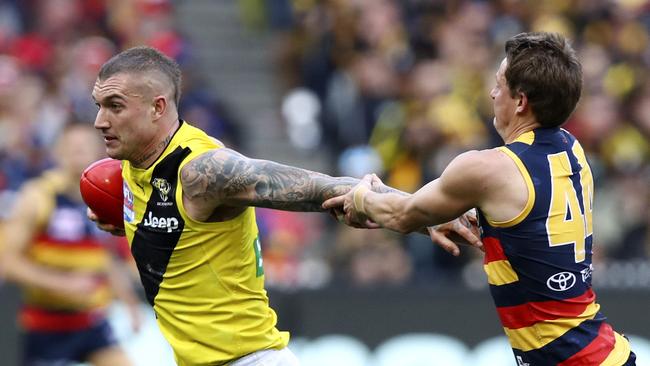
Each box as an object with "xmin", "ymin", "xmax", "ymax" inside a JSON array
[{"xmin": 80, "ymin": 158, "xmax": 124, "ymax": 228}]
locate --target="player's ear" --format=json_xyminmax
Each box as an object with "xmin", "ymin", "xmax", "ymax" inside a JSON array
[
  {"xmin": 516, "ymin": 91, "xmax": 528, "ymax": 114},
  {"xmin": 152, "ymin": 95, "xmax": 167, "ymax": 120}
]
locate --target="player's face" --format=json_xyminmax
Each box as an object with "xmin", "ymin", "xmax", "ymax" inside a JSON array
[
  {"xmin": 92, "ymin": 73, "xmax": 158, "ymax": 162},
  {"xmin": 56, "ymin": 126, "xmax": 104, "ymax": 177},
  {"xmin": 490, "ymin": 58, "xmax": 518, "ymax": 137}
]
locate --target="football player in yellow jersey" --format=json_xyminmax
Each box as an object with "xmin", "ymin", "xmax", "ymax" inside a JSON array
[
  {"xmin": 0, "ymin": 123, "xmax": 141, "ymax": 366},
  {"xmin": 87, "ymin": 46, "xmax": 479, "ymax": 365}
]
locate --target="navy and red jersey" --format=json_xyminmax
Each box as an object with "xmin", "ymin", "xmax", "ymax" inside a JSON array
[
  {"xmin": 478, "ymin": 128, "xmax": 631, "ymax": 365},
  {"xmin": 21, "ymin": 171, "xmax": 128, "ymax": 332}
]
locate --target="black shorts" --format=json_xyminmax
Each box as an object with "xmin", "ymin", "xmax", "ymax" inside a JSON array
[{"xmin": 22, "ymin": 319, "xmax": 117, "ymax": 366}]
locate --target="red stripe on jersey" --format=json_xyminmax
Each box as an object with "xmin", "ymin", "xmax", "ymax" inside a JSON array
[
  {"xmin": 33, "ymin": 235, "xmax": 104, "ymax": 249},
  {"xmin": 497, "ymin": 289, "xmax": 595, "ymax": 329},
  {"xmin": 483, "ymin": 237, "xmax": 507, "ymax": 264},
  {"xmin": 19, "ymin": 307, "xmax": 105, "ymax": 331},
  {"xmin": 558, "ymin": 322, "xmax": 616, "ymax": 366}
]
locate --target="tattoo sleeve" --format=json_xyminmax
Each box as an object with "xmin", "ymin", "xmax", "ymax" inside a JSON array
[{"xmin": 181, "ymin": 148, "xmax": 359, "ymax": 211}]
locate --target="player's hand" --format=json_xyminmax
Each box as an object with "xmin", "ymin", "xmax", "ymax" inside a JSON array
[
  {"xmin": 87, "ymin": 208, "xmax": 126, "ymax": 236},
  {"xmin": 126, "ymin": 302, "xmax": 143, "ymax": 333},
  {"xmin": 368, "ymin": 173, "xmax": 386, "ymax": 192},
  {"xmin": 50, "ymin": 272, "xmax": 102, "ymax": 304},
  {"xmin": 323, "ymin": 174, "xmax": 380, "ymax": 229},
  {"xmin": 427, "ymin": 210, "xmax": 482, "ymax": 256}
]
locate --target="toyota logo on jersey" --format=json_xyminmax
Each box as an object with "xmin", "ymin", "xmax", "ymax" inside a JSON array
[{"xmin": 546, "ymin": 271, "xmax": 576, "ymax": 291}]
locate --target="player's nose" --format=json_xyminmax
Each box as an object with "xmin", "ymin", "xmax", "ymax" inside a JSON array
[{"xmin": 94, "ymin": 110, "xmax": 110, "ymax": 130}]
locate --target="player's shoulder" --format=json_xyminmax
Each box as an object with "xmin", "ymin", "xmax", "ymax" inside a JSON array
[
  {"xmin": 10, "ymin": 171, "xmax": 59, "ymax": 223},
  {"xmin": 439, "ymin": 148, "xmax": 522, "ymax": 199},
  {"xmin": 21, "ymin": 170, "xmax": 63, "ymax": 198},
  {"xmin": 179, "ymin": 121, "xmax": 224, "ymax": 149},
  {"xmin": 445, "ymin": 148, "xmax": 513, "ymax": 178}
]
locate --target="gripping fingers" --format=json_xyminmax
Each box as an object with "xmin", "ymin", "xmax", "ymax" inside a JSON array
[
  {"xmin": 322, "ymin": 195, "xmax": 346, "ymax": 210},
  {"xmin": 87, "ymin": 208, "xmax": 99, "ymax": 222},
  {"xmin": 454, "ymin": 224, "xmax": 483, "ymax": 249},
  {"xmin": 87, "ymin": 208, "xmax": 126, "ymax": 236},
  {"xmin": 428, "ymin": 227, "xmax": 460, "ymax": 256}
]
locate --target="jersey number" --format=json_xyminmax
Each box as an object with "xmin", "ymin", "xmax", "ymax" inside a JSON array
[{"xmin": 546, "ymin": 144, "xmax": 593, "ymax": 263}]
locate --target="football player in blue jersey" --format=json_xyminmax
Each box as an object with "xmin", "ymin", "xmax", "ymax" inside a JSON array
[
  {"xmin": 1, "ymin": 123, "xmax": 140, "ymax": 366},
  {"xmin": 325, "ymin": 32, "xmax": 636, "ymax": 366}
]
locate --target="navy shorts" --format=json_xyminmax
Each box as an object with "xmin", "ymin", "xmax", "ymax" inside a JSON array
[
  {"xmin": 22, "ymin": 319, "xmax": 118, "ymax": 366},
  {"xmin": 623, "ymin": 350, "xmax": 637, "ymax": 366}
]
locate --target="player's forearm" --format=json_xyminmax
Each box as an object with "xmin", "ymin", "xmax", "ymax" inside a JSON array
[
  {"xmin": 362, "ymin": 186, "xmax": 431, "ymax": 235},
  {"xmin": 1, "ymin": 255, "xmax": 71, "ymax": 292},
  {"xmin": 182, "ymin": 148, "xmax": 359, "ymax": 212},
  {"xmin": 360, "ymin": 191, "xmax": 423, "ymax": 234},
  {"xmin": 244, "ymin": 165, "xmax": 359, "ymax": 212}
]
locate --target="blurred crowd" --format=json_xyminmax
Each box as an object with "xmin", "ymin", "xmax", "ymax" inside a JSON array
[
  {"xmin": 0, "ymin": 0, "xmax": 648, "ymax": 291},
  {"xmin": 0, "ymin": 0, "xmax": 240, "ymax": 218}
]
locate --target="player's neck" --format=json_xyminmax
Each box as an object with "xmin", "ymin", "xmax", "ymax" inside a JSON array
[
  {"xmin": 131, "ymin": 118, "xmax": 180, "ymax": 169},
  {"xmin": 503, "ymin": 117, "xmax": 540, "ymax": 144},
  {"xmin": 55, "ymin": 168, "xmax": 84, "ymax": 202}
]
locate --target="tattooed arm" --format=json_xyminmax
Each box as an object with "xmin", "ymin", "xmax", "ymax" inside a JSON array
[{"xmin": 181, "ymin": 148, "xmax": 359, "ymax": 213}]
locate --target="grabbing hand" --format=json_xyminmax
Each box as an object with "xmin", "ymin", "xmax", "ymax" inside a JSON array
[
  {"xmin": 427, "ymin": 210, "xmax": 482, "ymax": 256},
  {"xmin": 87, "ymin": 208, "xmax": 126, "ymax": 236},
  {"xmin": 323, "ymin": 174, "xmax": 381, "ymax": 229}
]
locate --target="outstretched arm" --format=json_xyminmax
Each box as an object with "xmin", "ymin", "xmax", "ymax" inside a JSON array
[
  {"xmin": 181, "ymin": 148, "xmax": 360, "ymax": 212},
  {"xmin": 325, "ymin": 152, "xmax": 488, "ymax": 231},
  {"xmin": 323, "ymin": 151, "xmax": 491, "ymax": 252}
]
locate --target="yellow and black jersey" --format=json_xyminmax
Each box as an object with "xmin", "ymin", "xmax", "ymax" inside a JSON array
[{"xmin": 122, "ymin": 120, "xmax": 288, "ymax": 365}]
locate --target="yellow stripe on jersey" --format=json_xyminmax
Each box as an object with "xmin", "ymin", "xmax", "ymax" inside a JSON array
[
  {"xmin": 29, "ymin": 244, "xmax": 110, "ymax": 270},
  {"xmin": 484, "ymin": 260, "xmax": 519, "ymax": 285},
  {"xmin": 25, "ymin": 285, "xmax": 112, "ymax": 310},
  {"xmin": 485, "ymin": 147, "xmax": 536, "ymax": 228},
  {"xmin": 600, "ymin": 331, "xmax": 631, "ymax": 366},
  {"xmin": 514, "ymin": 131, "xmax": 535, "ymax": 145},
  {"xmin": 505, "ymin": 302, "xmax": 600, "ymax": 351}
]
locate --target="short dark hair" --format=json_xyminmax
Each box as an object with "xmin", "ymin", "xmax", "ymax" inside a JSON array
[
  {"xmin": 504, "ymin": 32, "xmax": 582, "ymax": 128},
  {"xmin": 98, "ymin": 46, "xmax": 182, "ymax": 106}
]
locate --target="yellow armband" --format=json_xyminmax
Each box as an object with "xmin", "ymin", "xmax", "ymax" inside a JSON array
[{"xmin": 353, "ymin": 185, "xmax": 369, "ymax": 215}]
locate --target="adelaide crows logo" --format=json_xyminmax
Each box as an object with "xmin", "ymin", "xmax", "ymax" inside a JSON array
[{"xmin": 152, "ymin": 178, "xmax": 172, "ymax": 202}]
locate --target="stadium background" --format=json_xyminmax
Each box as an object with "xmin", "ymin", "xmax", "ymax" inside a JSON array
[{"xmin": 0, "ymin": 0, "xmax": 648, "ymax": 365}]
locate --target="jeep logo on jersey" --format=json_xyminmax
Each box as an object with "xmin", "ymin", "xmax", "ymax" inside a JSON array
[
  {"xmin": 142, "ymin": 211, "xmax": 179, "ymax": 233},
  {"xmin": 546, "ymin": 271, "xmax": 576, "ymax": 291},
  {"xmin": 152, "ymin": 178, "xmax": 171, "ymax": 202}
]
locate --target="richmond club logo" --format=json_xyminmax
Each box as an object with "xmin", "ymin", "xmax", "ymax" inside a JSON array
[
  {"xmin": 546, "ymin": 272, "xmax": 576, "ymax": 292},
  {"xmin": 152, "ymin": 178, "xmax": 171, "ymax": 202}
]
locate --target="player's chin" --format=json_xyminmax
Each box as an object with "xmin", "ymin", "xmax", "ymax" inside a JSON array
[{"xmin": 104, "ymin": 146, "xmax": 124, "ymax": 160}]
